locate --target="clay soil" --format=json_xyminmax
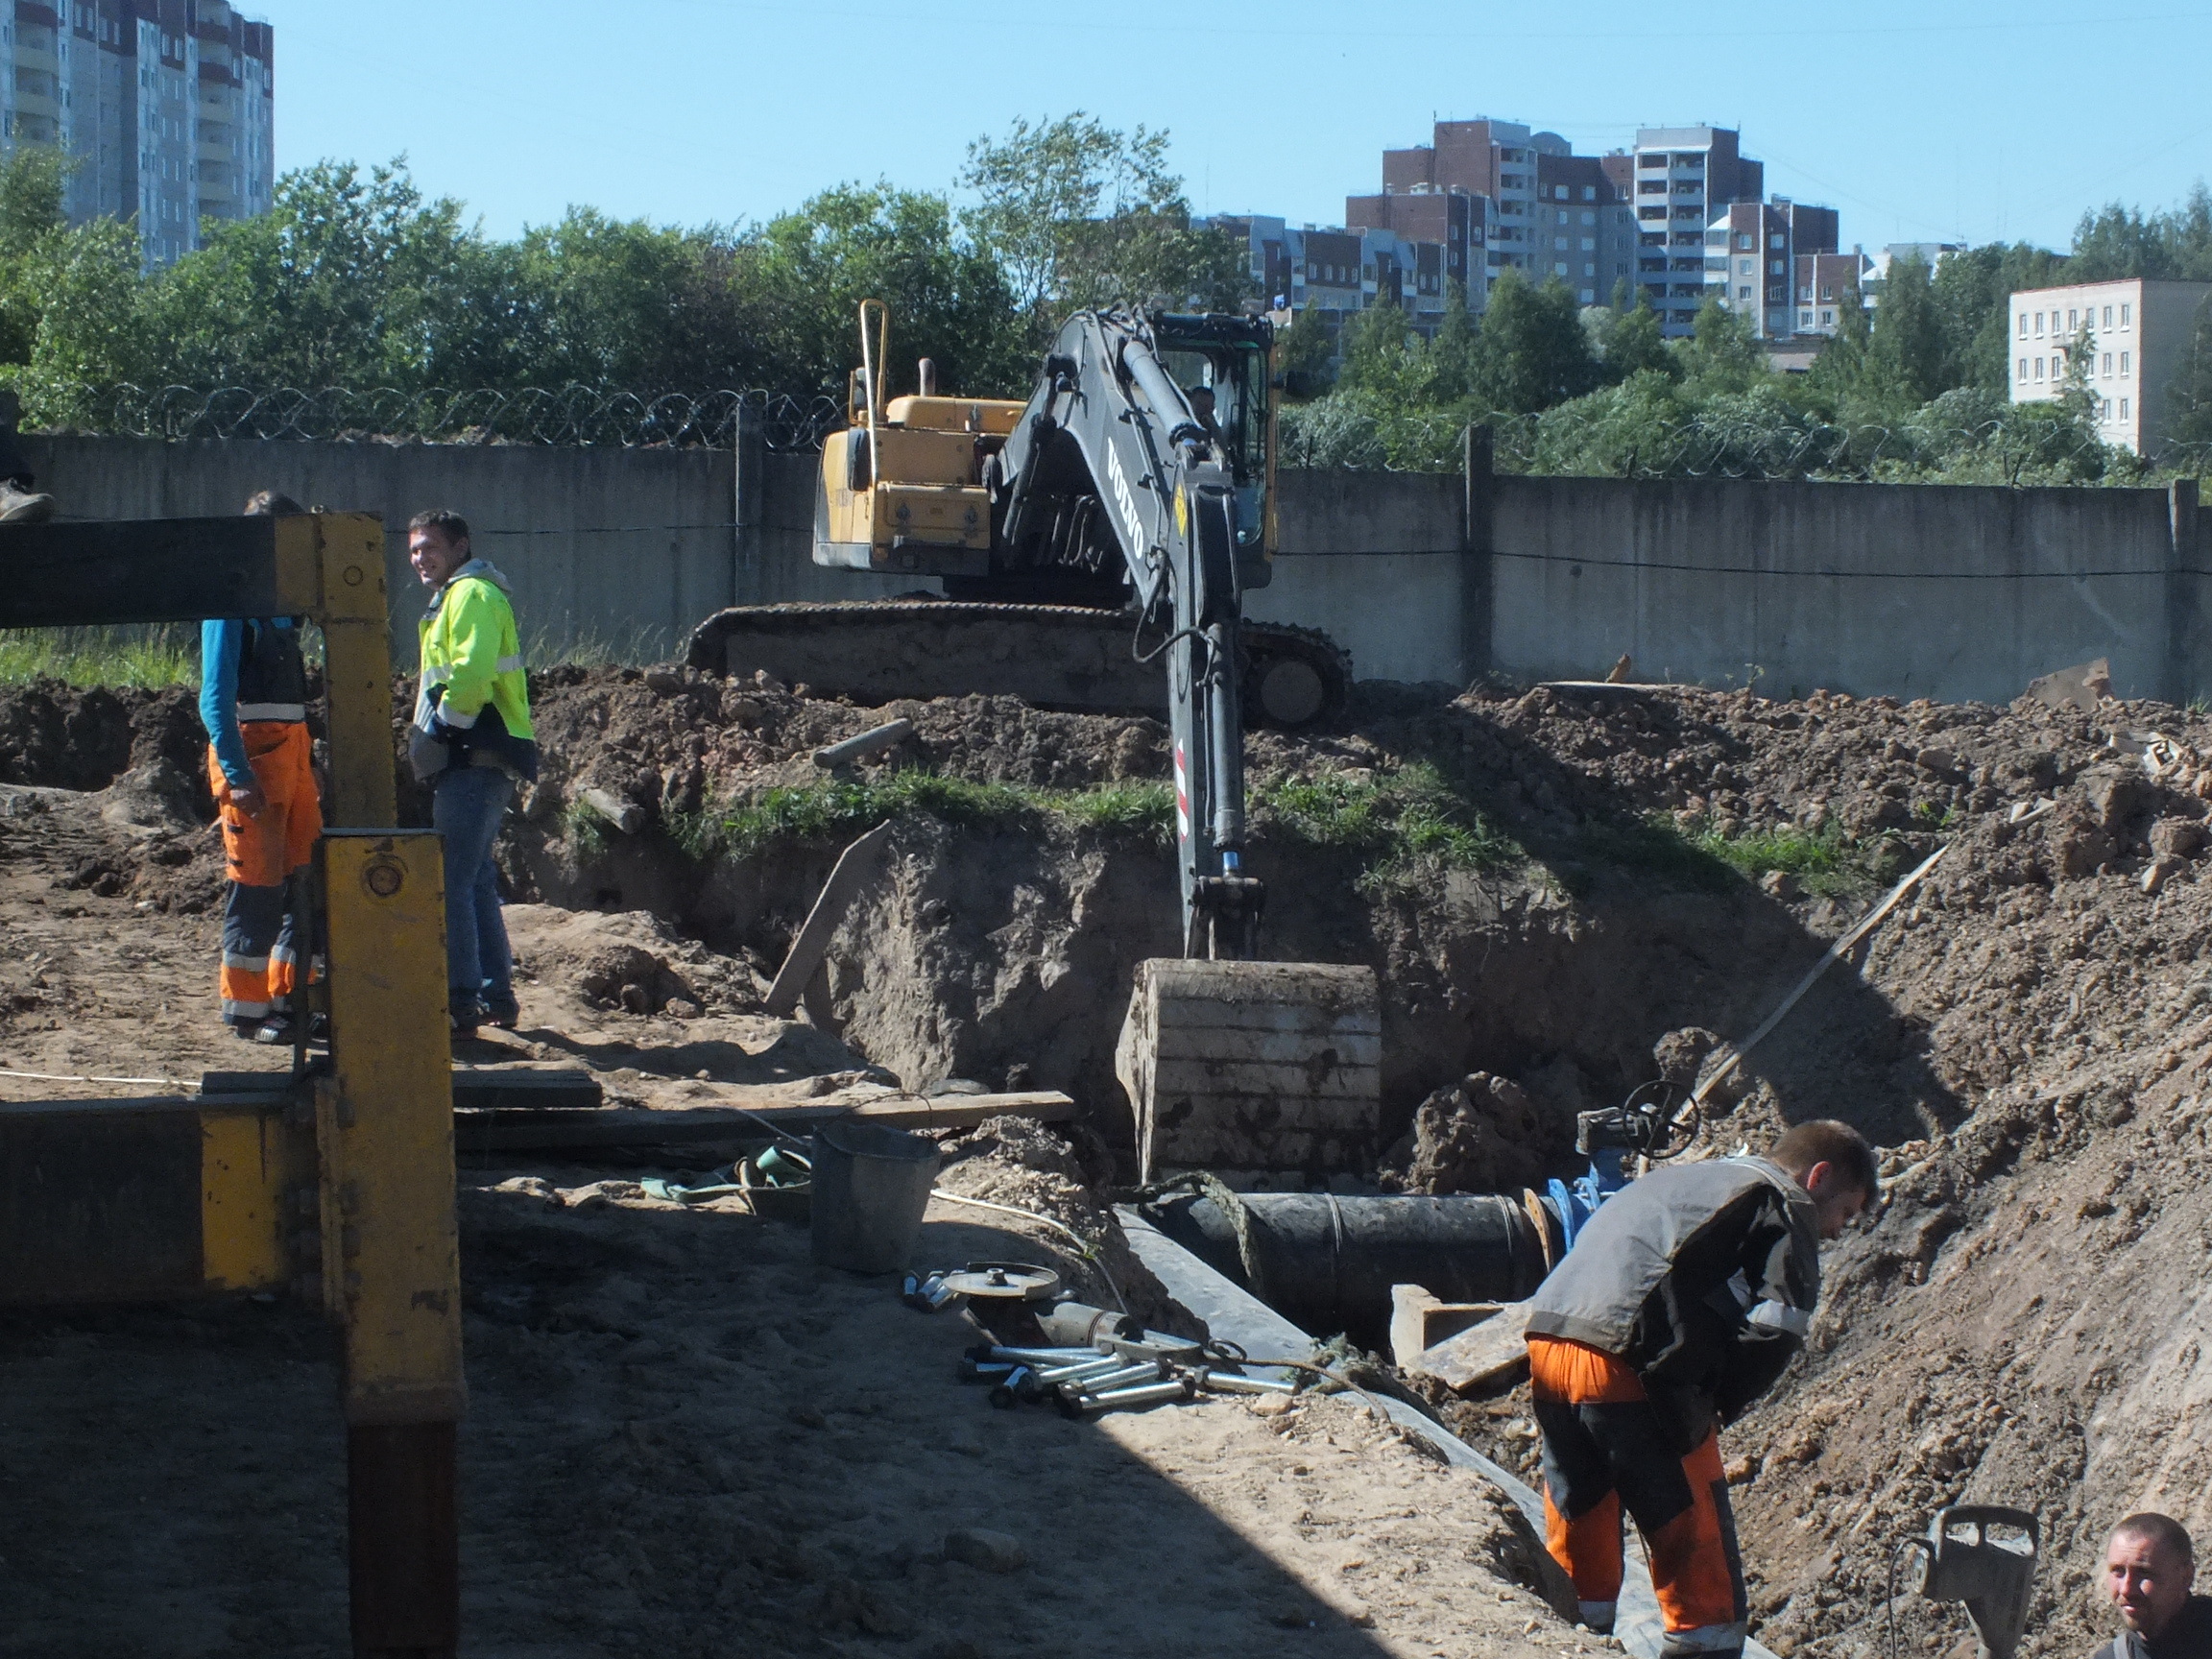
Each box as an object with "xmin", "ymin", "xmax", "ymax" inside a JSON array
[{"xmin": 7, "ymin": 664, "xmax": 2212, "ymax": 1658}]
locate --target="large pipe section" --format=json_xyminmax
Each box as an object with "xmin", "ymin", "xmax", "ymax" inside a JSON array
[{"xmin": 1140, "ymin": 1191, "xmax": 1558, "ymax": 1342}]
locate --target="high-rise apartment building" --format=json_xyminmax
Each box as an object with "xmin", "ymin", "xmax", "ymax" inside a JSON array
[
  {"xmin": 1622, "ymin": 127, "xmax": 1765, "ymax": 336},
  {"xmin": 1, "ymin": 1, "xmax": 274, "ymax": 268},
  {"xmin": 2009, "ymin": 278, "xmax": 2212, "ymax": 457},
  {"xmin": 1703, "ymin": 199, "xmax": 1839, "ymax": 339}
]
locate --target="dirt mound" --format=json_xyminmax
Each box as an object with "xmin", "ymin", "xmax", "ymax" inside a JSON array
[{"xmin": 1380, "ymin": 1071, "xmax": 1568, "ymax": 1195}]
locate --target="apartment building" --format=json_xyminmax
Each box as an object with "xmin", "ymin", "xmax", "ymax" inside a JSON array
[
  {"xmin": 1623, "ymin": 127, "xmax": 1766, "ymax": 336},
  {"xmin": 2009, "ymin": 278, "xmax": 2212, "ymax": 457},
  {"xmin": 1791, "ymin": 250, "xmax": 1872, "ymax": 336},
  {"xmin": 1703, "ymin": 198, "xmax": 1839, "ymax": 338},
  {"xmin": 1, "ymin": 0, "xmax": 273, "ymax": 267}
]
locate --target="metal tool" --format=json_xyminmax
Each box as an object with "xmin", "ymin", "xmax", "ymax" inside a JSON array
[
  {"xmin": 1905, "ymin": 1507, "xmax": 2040, "ymax": 1659},
  {"xmin": 936, "ymin": 1262, "xmax": 1062, "ymax": 1303},
  {"xmin": 1063, "ymin": 1377, "xmax": 1193, "ymax": 1414},
  {"xmin": 902, "ymin": 1271, "xmax": 961, "ymax": 1311},
  {"xmin": 1036, "ymin": 1300, "xmax": 1137, "ymax": 1346},
  {"xmin": 972, "ymin": 1343, "xmax": 1102, "ymax": 1366},
  {"xmin": 1190, "ymin": 1368, "xmax": 1298, "ymax": 1397},
  {"xmin": 1033, "ymin": 1356, "xmax": 1128, "ymax": 1386},
  {"xmin": 987, "ymin": 1366, "xmax": 1034, "ymax": 1409}
]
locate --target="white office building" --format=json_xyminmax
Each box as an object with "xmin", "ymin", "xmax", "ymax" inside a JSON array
[{"xmin": 2009, "ymin": 278, "xmax": 2212, "ymax": 457}]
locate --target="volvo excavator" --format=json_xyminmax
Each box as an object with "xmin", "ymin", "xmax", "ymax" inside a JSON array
[{"xmin": 689, "ymin": 302, "xmax": 1374, "ymax": 1175}]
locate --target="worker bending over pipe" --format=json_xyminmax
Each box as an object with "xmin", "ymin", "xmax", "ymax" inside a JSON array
[{"xmin": 1525, "ymin": 1119, "xmax": 1877, "ymax": 1659}]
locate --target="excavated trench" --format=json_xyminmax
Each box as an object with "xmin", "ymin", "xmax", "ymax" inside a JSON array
[{"xmin": 10, "ymin": 664, "xmax": 2212, "ymax": 1659}]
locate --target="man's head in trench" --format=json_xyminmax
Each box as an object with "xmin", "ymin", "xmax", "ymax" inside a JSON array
[
  {"xmin": 2108, "ymin": 1514, "xmax": 2196, "ymax": 1641},
  {"xmin": 1767, "ymin": 1118, "xmax": 1877, "ymax": 1239}
]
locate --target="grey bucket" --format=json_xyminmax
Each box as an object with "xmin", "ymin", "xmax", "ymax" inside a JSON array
[{"xmin": 809, "ymin": 1119, "xmax": 940, "ymax": 1273}]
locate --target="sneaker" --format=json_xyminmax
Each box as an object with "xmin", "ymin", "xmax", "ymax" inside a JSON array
[
  {"xmin": 449, "ymin": 995, "xmax": 486, "ymax": 1040},
  {"xmin": 250, "ymin": 1016, "xmax": 295, "ymax": 1046},
  {"xmin": 0, "ymin": 481, "xmax": 55, "ymax": 525},
  {"xmin": 483, "ymin": 994, "xmax": 521, "ymax": 1031}
]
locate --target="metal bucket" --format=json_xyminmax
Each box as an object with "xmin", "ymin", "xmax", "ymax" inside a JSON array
[{"xmin": 809, "ymin": 1119, "xmax": 940, "ymax": 1273}]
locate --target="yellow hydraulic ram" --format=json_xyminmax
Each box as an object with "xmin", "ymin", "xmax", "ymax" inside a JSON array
[{"xmin": 0, "ymin": 512, "xmax": 461, "ymax": 1659}]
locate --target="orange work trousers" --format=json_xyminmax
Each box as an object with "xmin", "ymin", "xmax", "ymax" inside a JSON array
[
  {"xmin": 1528, "ymin": 1334, "xmax": 1747, "ymax": 1656},
  {"xmin": 207, "ymin": 722, "xmax": 321, "ymax": 1024}
]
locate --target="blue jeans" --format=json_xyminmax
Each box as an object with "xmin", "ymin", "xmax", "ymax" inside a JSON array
[{"xmin": 432, "ymin": 764, "xmax": 515, "ymax": 1014}]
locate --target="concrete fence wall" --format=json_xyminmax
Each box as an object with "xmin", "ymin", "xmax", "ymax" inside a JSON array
[{"xmin": 21, "ymin": 431, "xmax": 2210, "ymax": 706}]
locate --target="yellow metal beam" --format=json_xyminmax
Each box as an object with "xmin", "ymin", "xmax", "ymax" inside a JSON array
[
  {"xmin": 199, "ymin": 1105, "xmax": 310, "ymax": 1293},
  {"xmin": 317, "ymin": 830, "xmax": 463, "ymax": 1428},
  {"xmin": 285, "ymin": 513, "xmax": 397, "ymax": 830}
]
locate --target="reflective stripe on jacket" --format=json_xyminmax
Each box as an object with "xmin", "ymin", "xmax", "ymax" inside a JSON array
[{"xmin": 412, "ymin": 559, "xmax": 538, "ymax": 782}]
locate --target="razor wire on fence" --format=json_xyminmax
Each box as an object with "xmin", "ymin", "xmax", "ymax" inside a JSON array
[
  {"xmin": 84, "ymin": 384, "xmax": 845, "ymax": 451},
  {"xmin": 1272, "ymin": 396, "xmax": 2204, "ymax": 487}
]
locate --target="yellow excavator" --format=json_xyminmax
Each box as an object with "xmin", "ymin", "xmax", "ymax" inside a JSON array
[{"xmin": 690, "ymin": 301, "xmax": 1376, "ymax": 1177}]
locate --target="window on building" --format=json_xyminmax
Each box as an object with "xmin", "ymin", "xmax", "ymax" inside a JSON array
[
  {"xmin": 2068, "ymin": 309, "xmax": 2078, "ymax": 329},
  {"xmin": 1738, "ymin": 258, "xmax": 1752, "ymax": 276},
  {"xmin": 2017, "ymin": 358, "xmax": 2028, "ymax": 380},
  {"xmin": 1584, "ymin": 262, "xmax": 1596, "ymax": 276},
  {"xmin": 1820, "ymin": 309, "xmax": 1835, "ymax": 325},
  {"xmin": 1581, "ymin": 237, "xmax": 1595, "ymax": 251},
  {"xmin": 2103, "ymin": 352, "xmax": 2112, "ymax": 374},
  {"xmin": 2122, "ymin": 397, "xmax": 2130, "ymax": 420},
  {"xmin": 2017, "ymin": 313, "xmax": 2028, "ymax": 338},
  {"xmin": 2033, "ymin": 312, "xmax": 2044, "ymax": 335},
  {"xmin": 1739, "ymin": 285, "xmax": 1751, "ymax": 301},
  {"xmin": 2034, "ymin": 358, "xmax": 2044, "ymax": 380},
  {"xmin": 1800, "ymin": 310, "xmax": 1814, "ymax": 326},
  {"xmin": 1554, "ymin": 185, "xmax": 1569, "ymax": 201},
  {"xmin": 1770, "ymin": 260, "xmax": 1784, "ymax": 276},
  {"xmin": 1769, "ymin": 234, "xmax": 1785, "ymax": 250},
  {"xmin": 1583, "ymin": 186, "xmax": 1597, "ymax": 202},
  {"xmin": 2122, "ymin": 303, "xmax": 2131, "ymax": 327},
  {"xmin": 2104, "ymin": 304, "xmax": 2113, "ymax": 327},
  {"xmin": 1581, "ymin": 211, "xmax": 1596, "ymax": 226},
  {"xmin": 1580, "ymin": 287, "xmax": 1596, "ymax": 302},
  {"xmin": 2121, "ymin": 351, "xmax": 2130, "ymax": 375}
]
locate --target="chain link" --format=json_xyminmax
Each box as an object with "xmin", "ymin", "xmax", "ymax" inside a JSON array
[{"xmin": 86, "ymin": 384, "xmax": 843, "ymax": 451}]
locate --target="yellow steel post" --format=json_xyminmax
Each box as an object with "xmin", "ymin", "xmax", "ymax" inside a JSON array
[
  {"xmin": 317, "ymin": 830, "xmax": 461, "ymax": 1657},
  {"xmin": 282, "ymin": 512, "xmax": 398, "ymax": 830}
]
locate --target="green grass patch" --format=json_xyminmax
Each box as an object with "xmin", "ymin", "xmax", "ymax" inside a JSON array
[
  {"xmin": 1587, "ymin": 812, "xmax": 1874, "ymax": 898},
  {"xmin": 0, "ymin": 624, "xmax": 201, "ymax": 689},
  {"xmin": 704, "ymin": 769, "xmax": 1174, "ymax": 860},
  {"xmin": 1257, "ymin": 761, "xmax": 1523, "ymax": 888}
]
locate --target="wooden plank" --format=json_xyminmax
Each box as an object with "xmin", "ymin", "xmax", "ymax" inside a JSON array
[
  {"xmin": 455, "ymin": 1091, "xmax": 1074, "ymax": 1152},
  {"xmin": 763, "ymin": 821, "xmax": 894, "ymax": 1017}
]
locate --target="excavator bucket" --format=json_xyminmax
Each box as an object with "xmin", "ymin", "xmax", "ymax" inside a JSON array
[{"xmin": 1116, "ymin": 960, "xmax": 1381, "ymax": 1183}]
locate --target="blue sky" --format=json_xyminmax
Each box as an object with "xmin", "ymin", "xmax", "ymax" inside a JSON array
[{"xmin": 260, "ymin": 1, "xmax": 2212, "ymax": 254}]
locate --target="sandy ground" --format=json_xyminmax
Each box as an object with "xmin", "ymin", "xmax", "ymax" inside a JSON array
[{"xmin": 0, "ymin": 790, "xmax": 1575, "ymax": 1658}]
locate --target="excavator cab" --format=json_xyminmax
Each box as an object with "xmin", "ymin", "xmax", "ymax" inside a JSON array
[{"xmin": 1150, "ymin": 313, "xmax": 1276, "ymax": 567}]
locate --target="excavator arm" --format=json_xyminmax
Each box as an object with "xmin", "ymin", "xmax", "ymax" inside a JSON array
[{"xmin": 992, "ymin": 311, "xmax": 1265, "ymax": 957}]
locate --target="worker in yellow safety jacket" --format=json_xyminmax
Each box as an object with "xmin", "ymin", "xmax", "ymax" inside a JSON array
[{"xmin": 405, "ymin": 508, "xmax": 539, "ymax": 1038}]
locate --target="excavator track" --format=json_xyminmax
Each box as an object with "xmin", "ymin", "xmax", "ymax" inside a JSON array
[{"xmin": 684, "ymin": 600, "xmax": 1351, "ymax": 730}]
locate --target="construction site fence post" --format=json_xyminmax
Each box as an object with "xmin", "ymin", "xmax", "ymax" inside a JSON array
[{"xmin": 2168, "ymin": 476, "xmax": 2201, "ymax": 709}]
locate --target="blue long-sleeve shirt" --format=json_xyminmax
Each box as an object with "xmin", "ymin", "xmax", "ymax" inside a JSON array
[{"xmin": 199, "ymin": 617, "xmax": 298, "ymax": 789}]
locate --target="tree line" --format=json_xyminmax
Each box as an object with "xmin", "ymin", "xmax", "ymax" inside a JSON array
[
  {"xmin": 0, "ymin": 113, "xmax": 1250, "ymax": 429},
  {"xmin": 3, "ymin": 113, "xmax": 2208, "ymax": 483},
  {"xmin": 1285, "ymin": 189, "xmax": 2212, "ymax": 483}
]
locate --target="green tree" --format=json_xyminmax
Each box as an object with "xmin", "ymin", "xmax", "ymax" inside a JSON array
[
  {"xmin": 1273, "ymin": 302, "xmax": 1336, "ymax": 397},
  {"xmin": 2168, "ymin": 291, "xmax": 2212, "ymax": 464},
  {"xmin": 133, "ymin": 158, "xmax": 525, "ymax": 391},
  {"xmin": 1861, "ymin": 252, "xmax": 1947, "ymax": 407},
  {"xmin": 747, "ymin": 182, "xmax": 1024, "ymax": 400},
  {"xmin": 1594, "ymin": 289, "xmax": 1672, "ymax": 383},
  {"xmin": 0, "ymin": 145, "xmax": 79, "ymax": 371},
  {"xmin": 1429, "ymin": 281, "xmax": 1480, "ymax": 402},
  {"xmin": 1467, "ymin": 270, "xmax": 1600, "ymax": 414},
  {"xmin": 960, "ymin": 113, "xmax": 1250, "ymax": 340},
  {"xmin": 1677, "ymin": 296, "xmax": 1767, "ymax": 397}
]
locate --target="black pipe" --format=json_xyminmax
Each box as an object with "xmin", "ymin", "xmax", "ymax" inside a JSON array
[{"xmin": 1140, "ymin": 1191, "xmax": 1557, "ymax": 1345}]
